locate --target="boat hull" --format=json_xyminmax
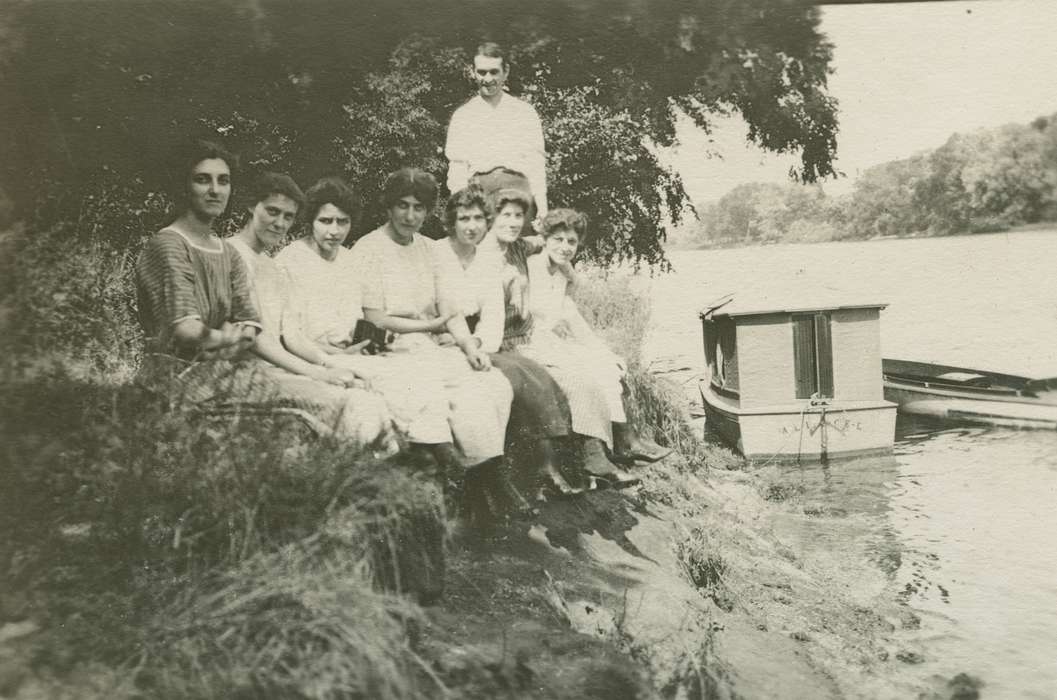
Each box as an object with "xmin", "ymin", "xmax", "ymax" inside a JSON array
[
  {"xmin": 882, "ymin": 359, "xmax": 1057, "ymax": 430},
  {"xmin": 883, "ymin": 382, "xmax": 1057, "ymax": 430},
  {"xmin": 700, "ymin": 381, "xmax": 897, "ymax": 462}
]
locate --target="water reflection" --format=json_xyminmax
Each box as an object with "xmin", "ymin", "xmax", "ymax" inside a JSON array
[
  {"xmin": 650, "ymin": 234, "xmax": 1057, "ymax": 697},
  {"xmin": 753, "ymin": 415, "xmax": 1057, "ymax": 698}
]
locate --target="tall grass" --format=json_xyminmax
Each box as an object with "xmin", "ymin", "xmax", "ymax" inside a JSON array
[
  {"xmin": 0, "ymin": 373, "xmax": 446, "ymax": 696},
  {"xmin": 2, "ymin": 218, "xmax": 722, "ymax": 697},
  {"xmin": 4, "ymin": 225, "xmax": 143, "ymax": 381},
  {"xmin": 573, "ymin": 270, "xmax": 714, "ymax": 462},
  {"xmin": 138, "ymin": 537, "xmax": 440, "ymax": 700}
]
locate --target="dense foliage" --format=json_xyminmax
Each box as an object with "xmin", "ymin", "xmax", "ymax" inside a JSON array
[
  {"xmin": 675, "ymin": 112, "xmax": 1057, "ymax": 247},
  {"xmin": 0, "ymin": 4, "xmax": 750, "ymax": 694},
  {"xmin": 1, "ymin": 0, "xmax": 838, "ymax": 267}
]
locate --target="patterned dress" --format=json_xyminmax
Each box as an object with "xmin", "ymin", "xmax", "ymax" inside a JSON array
[
  {"xmin": 135, "ymin": 228, "xmax": 388, "ymax": 444},
  {"xmin": 495, "ymin": 239, "xmax": 537, "ymax": 350},
  {"xmin": 486, "ymin": 248, "xmax": 624, "ymax": 447}
]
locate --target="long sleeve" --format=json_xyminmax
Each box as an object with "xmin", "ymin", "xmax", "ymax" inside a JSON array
[
  {"xmin": 523, "ymin": 107, "xmax": 548, "ymax": 217},
  {"xmin": 226, "ymin": 245, "xmax": 263, "ymax": 330},
  {"xmin": 526, "ymin": 251, "xmax": 566, "ymax": 332},
  {"xmin": 474, "ymin": 265, "xmax": 505, "ymax": 353},
  {"xmin": 349, "ymin": 238, "xmax": 386, "ymax": 312},
  {"xmin": 445, "ymin": 107, "xmax": 472, "ymax": 195}
]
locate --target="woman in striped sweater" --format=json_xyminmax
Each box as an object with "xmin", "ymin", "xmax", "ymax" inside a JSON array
[{"xmin": 134, "ymin": 142, "xmax": 389, "ymax": 445}]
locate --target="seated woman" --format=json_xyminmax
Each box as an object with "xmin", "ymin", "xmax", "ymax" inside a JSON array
[
  {"xmin": 483, "ymin": 190, "xmax": 639, "ymax": 488},
  {"xmin": 435, "ymin": 185, "xmax": 583, "ymax": 500},
  {"xmin": 527, "ymin": 208, "xmax": 672, "ymax": 465},
  {"xmin": 278, "ymin": 173, "xmax": 521, "ymax": 521},
  {"xmin": 269, "ymin": 177, "xmax": 461, "ymax": 466},
  {"xmin": 134, "ymin": 141, "xmax": 389, "ymax": 445}
]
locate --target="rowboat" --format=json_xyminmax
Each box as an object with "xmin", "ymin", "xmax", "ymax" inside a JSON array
[
  {"xmin": 699, "ymin": 293, "xmax": 897, "ymax": 462},
  {"xmin": 882, "ymin": 359, "xmax": 1057, "ymax": 430}
]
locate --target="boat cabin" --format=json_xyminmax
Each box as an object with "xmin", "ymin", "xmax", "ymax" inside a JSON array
[{"xmin": 699, "ymin": 294, "xmax": 896, "ymax": 461}]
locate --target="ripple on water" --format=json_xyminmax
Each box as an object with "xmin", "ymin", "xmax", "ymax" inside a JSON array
[{"xmin": 648, "ymin": 233, "xmax": 1057, "ymax": 698}]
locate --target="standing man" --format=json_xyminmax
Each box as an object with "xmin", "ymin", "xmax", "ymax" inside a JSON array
[{"xmin": 445, "ymin": 42, "xmax": 548, "ymax": 228}]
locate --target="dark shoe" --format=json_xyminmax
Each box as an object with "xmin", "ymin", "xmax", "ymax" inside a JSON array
[
  {"xmin": 481, "ymin": 459, "xmax": 536, "ymax": 520},
  {"xmin": 536, "ymin": 463, "xmax": 584, "ymax": 502},
  {"xmin": 582, "ymin": 465, "xmax": 640, "ymax": 489},
  {"xmin": 611, "ymin": 424, "xmax": 672, "ymax": 464},
  {"xmin": 494, "ymin": 473, "xmax": 537, "ymax": 520},
  {"xmin": 580, "ymin": 438, "xmax": 641, "ymax": 489},
  {"xmin": 426, "ymin": 442, "xmax": 466, "ymax": 497},
  {"xmin": 624, "ymin": 441, "xmax": 672, "ymax": 463},
  {"xmin": 460, "ymin": 464, "xmax": 496, "ymax": 528}
]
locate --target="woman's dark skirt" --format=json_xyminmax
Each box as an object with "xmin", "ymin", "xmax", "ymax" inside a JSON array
[{"xmin": 490, "ymin": 351, "xmax": 571, "ymax": 444}]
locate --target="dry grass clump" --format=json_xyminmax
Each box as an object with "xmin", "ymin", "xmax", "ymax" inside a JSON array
[
  {"xmin": 1, "ymin": 372, "xmax": 447, "ymax": 697},
  {"xmin": 674, "ymin": 525, "xmax": 734, "ymax": 613},
  {"xmin": 754, "ymin": 465, "xmax": 808, "ymax": 503},
  {"xmin": 573, "ymin": 271, "xmax": 729, "ymax": 469},
  {"xmin": 572, "ymin": 270, "xmax": 651, "ymax": 366},
  {"xmin": 4, "ymin": 226, "xmax": 143, "ymax": 381},
  {"xmin": 137, "ymin": 537, "xmax": 441, "ymax": 700}
]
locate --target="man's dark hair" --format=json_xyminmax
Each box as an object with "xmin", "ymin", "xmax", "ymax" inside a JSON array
[
  {"xmin": 475, "ymin": 41, "xmax": 506, "ymax": 69},
  {"xmin": 244, "ymin": 172, "xmax": 305, "ymax": 213},
  {"xmin": 303, "ymin": 176, "xmax": 361, "ymax": 226},
  {"xmin": 445, "ymin": 185, "xmax": 489, "ymax": 230},
  {"xmin": 382, "ymin": 168, "xmax": 438, "ymax": 210}
]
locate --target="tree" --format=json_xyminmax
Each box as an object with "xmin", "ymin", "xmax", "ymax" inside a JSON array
[
  {"xmin": 960, "ymin": 124, "xmax": 1056, "ymax": 227},
  {"xmin": 1, "ymin": 0, "xmax": 839, "ymax": 266},
  {"xmin": 913, "ymin": 133, "xmax": 973, "ymax": 234},
  {"xmin": 843, "ymin": 156, "xmax": 929, "ymax": 239}
]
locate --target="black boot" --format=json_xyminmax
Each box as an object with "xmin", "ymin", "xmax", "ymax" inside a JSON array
[
  {"xmin": 480, "ymin": 458, "xmax": 536, "ymax": 520},
  {"xmin": 425, "ymin": 442, "xmax": 464, "ymax": 500},
  {"xmin": 460, "ymin": 462, "xmax": 497, "ymax": 529},
  {"xmin": 580, "ymin": 437, "xmax": 640, "ymax": 489},
  {"xmin": 535, "ymin": 437, "xmax": 583, "ymax": 501},
  {"xmin": 611, "ymin": 422, "xmax": 672, "ymax": 465}
]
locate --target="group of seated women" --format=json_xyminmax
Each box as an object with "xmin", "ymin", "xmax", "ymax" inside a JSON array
[{"xmin": 135, "ymin": 139, "xmax": 669, "ymax": 524}]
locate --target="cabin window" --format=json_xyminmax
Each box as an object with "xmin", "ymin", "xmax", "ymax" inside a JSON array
[
  {"xmin": 792, "ymin": 313, "xmax": 834, "ymax": 399},
  {"xmin": 704, "ymin": 317, "xmax": 739, "ymax": 396}
]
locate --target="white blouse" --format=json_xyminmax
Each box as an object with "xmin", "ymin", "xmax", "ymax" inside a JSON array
[
  {"xmin": 433, "ymin": 239, "xmax": 504, "ymax": 353},
  {"xmin": 274, "ymin": 238, "xmax": 363, "ymax": 345}
]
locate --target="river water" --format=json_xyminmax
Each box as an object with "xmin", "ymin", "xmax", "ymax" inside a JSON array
[{"xmin": 644, "ymin": 231, "xmax": 1057, "ymax": 698}]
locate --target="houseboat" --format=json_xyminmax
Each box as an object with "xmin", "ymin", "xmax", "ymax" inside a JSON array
[
  {"xmin": 699, "ymin": 293, "xmax": 897, "ymax": 462},
  {"xmin": 882, "ymin": 358, "xmax": 1057, "ymax": 430}
]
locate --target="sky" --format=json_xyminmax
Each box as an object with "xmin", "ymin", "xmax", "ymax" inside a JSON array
[{"xmin": 666, "ymin": 0, "xmax": 1057, "ymax": 206}]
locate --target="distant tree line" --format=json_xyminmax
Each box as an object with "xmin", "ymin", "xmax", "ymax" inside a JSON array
[{"xmin": 676, "ymin": 112, "xmax": 1057, "ymax": 248}]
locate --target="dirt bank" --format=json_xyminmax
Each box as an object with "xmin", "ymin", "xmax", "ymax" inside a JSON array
[
  {"xmin": 2, "ymin": 447, "xmax": 972, "ymax": 699},
  {"xmin": 418, "ymin": 451, "xmax": 958, "ymax": 699}
]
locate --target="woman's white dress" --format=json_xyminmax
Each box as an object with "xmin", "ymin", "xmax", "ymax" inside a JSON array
[
  {"xmin": 346, "ymin": 227, "xmax": 513, "ymax": 467},
  {"xmin": 518, "ymin": 253, "xmax": 627, "ymax": 444},
  {"xmin": 274, "ymin": 238, "xmax": 452, "ymax": 446}
]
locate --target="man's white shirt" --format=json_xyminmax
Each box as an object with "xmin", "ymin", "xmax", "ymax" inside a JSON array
[{"xmin": 444, "ymin": 92, "xmax": 548, "ymax": 216}]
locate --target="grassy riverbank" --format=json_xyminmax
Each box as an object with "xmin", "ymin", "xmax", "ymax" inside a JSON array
[{"xmin": 1, "ymin": 229, "xmax": 960, "ymax": 699}]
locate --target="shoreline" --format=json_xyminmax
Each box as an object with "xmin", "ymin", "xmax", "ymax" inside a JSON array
[
  {"xmin": 417, "ymin": 449, "xmax": 966, "ymax": 699},
  {"xmin": 667, "ymin": 220, "xmax": 1056, "ymax": 253},
  {"xmin": 0, "ymin": 262, "xmax": 989, "ymax": 698},
  {"xmin": 0, "ymin": 423, "xmax": 983, "ymax": 699}
]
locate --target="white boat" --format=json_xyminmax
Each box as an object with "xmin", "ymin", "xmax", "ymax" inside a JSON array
[
  {"xmin": 882, "ymin": 359, "xmax": 1057, "ymax": 430},
  {"xmin": 699, "ymin": 294, "xmax": 897, "ymax": 462}
]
